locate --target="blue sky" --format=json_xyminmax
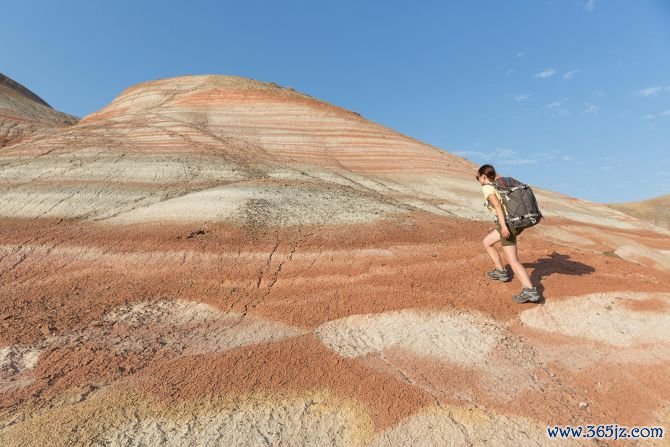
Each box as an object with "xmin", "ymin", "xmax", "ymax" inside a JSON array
[{"xmin": 2, "ymin": 0, "xmax": 669, "ymax": 203}]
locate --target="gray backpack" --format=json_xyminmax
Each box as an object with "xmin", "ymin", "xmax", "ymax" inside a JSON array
[{"xmin": 493, "ymin": 177, "xmax": 543, "ymax": 229}]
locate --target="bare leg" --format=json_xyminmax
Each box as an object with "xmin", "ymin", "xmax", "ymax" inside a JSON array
[
  {"xmin": 482, "ymin": 230, "xmax": 504, "ymax": 271},
  {"xmin": 502, "ymin": 244, "xmax": 533, "ymax": 288}
]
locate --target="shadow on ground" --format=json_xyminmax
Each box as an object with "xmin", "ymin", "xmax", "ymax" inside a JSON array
[{"xmin": 521, "ymin": 251, "xmax": 596, "ymax": 296}]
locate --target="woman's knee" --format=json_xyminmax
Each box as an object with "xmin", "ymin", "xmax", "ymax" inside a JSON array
[
  {"xmin": 483, "ymin": 231, "xmax": 499, "ymax": 247},
  {"xmin": 507, "ymin": 257, "xmax": 524, "ymax": 268}
]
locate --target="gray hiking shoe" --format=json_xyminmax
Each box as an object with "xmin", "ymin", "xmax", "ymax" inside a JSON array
[
  {"xmin": 487, "ymin": 268, "xmax": 510, "ymax": 282},
  {"xmin": 513, "ymin": 287, "xmax": 541, "ymax": 303}
]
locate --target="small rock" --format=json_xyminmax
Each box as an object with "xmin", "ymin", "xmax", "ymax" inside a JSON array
[
  {"xmin": 40, "ymin": 324, "xmax": 53, "ymax": 336},
  {"xmin": 186, "ymin": 229, "xmax": 206, "ymax": 239},
  {"xmin": 579, "ymin": 402, "xmax": 588, "ymax": 409}
]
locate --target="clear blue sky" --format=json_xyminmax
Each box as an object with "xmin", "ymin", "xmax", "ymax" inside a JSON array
[{"xmin": 2, "ymin": 0, "xmax": 669, "ymax": 203}]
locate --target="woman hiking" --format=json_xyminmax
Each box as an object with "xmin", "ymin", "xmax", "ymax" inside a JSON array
[{"xmin": 476, "ymin": 164, "xmax": 541, "ymax": 303}]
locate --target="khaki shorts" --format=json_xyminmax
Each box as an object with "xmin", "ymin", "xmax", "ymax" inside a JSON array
[{"xmin": 496, "ymin": 222, "xmax": 523, "ymax": 247}]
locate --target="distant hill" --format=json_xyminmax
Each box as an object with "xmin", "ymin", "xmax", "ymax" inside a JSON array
[
  {"xmin": 610, "ymin": 194, "xmax": 670, "ymax": 229},
  {"xmin": 0, "ymin": 72, "xmax": 78, "ymax": 147}
]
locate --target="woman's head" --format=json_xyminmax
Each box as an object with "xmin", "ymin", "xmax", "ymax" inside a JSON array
[{"xmin": 476, "ymin": 164, "xmax": 496, "ymax": 184}]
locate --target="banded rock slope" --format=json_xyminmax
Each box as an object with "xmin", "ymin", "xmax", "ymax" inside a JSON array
[
  {"xmin": 610, "ymin": 194, "xmax": 670, "ymax": 230},
  {"xmin": 1, "ymin": 75, "xmax": 669, "ymax": 446},
  {"xmin": 0, "ymin": 73, "xmax": 78, "ymax": 148}
]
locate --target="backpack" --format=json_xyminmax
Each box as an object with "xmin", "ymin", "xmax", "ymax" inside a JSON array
[{"xmin": 492, "ymin": 177, "xmax": 543, "ymax": 229}]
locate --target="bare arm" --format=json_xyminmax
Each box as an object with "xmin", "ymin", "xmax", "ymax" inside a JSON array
[{"xmin": 488, "ymin": 194, "xmax": 511, "ymax": 238}]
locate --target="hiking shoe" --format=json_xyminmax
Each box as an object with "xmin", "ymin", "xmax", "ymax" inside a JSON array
[
  {"xmin": 487, "ymin": 268, "xmax": 510, "ymax": 282},
  {"xmin": 513, "ymin": 287, "xmax": 541, "ymax": 304}
]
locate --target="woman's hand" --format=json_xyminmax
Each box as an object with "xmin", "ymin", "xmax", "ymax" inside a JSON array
[
  {"xmin": 500, "ymin": 223, "xmax": 511, "ymax": 239},
  {"xmin": 487, "ymin": 194, "xmax": 510, "ymax": 238}
]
